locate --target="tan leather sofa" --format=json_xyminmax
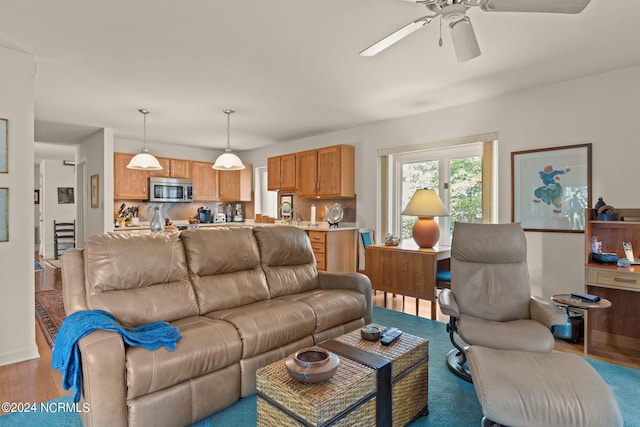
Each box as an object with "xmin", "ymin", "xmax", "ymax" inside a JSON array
[{"xmin": 61, "ymin": 225, "xmax": 372, "ymax": 427}]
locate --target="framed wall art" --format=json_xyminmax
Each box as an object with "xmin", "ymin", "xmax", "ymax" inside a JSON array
[
  {"xmin": 0, "ymin": 118, "xmax": 7, "ymax": 173},
  {"xmin": 90, "ymin": 174, "xmax": 99, "ymax": 208},
  {"xmin": 512, "ymin": 143, "xmax": 592, "ymax": 232},
  {"xmin": 0, "ymin": 187, "xmax": 8, "ymax": 242},
  {"xmin": 58, "ymin": 187, "xmax": 75, "ymax": 204}
]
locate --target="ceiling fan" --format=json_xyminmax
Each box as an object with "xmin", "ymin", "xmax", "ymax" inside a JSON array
[{"xmin": 360, "ymin": 0, "xmax": 592, "ymax": 62}]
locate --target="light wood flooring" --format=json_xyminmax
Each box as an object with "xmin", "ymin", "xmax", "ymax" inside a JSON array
[{"xmin": 0, "ymin": 268, "xmax": 634, "ymax": 416}]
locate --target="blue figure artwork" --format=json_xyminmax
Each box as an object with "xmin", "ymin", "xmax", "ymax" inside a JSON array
[{"xmin": 533, "ymin": 165, "xmax": 571, "ymax": 213}]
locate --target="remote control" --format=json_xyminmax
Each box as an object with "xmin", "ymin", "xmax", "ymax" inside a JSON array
[
  {"xmin": 381, "ymin": 329, "xmax": 403, "ymax": 346},
  {"xmin": 381, "ymin": 327, "xmax": 399, "ymax": 337},
  {"xmin": 570, "ymin": 293, "xmax": 601, "ymax": 303}
]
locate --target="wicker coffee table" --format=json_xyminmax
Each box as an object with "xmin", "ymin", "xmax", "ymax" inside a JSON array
[{"xmin": 256, "ymin": 325, "xmax": 429, "ymax": 427}]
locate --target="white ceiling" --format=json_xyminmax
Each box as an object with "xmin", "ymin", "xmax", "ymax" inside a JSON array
[{"xmin": 2, "ymin": 1, "xmax": 640, "ymax": 154}]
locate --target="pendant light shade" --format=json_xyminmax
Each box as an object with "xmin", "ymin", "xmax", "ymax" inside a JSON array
[
  {"xmin": 213, "ymin": 109, "xmax": 245, "ymax": 170},
  {"xmin": 127, "ymin": 109, "xmax": 163, "ymax": 171}
]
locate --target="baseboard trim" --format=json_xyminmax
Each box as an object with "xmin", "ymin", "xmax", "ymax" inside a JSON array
[{"xmin": 0, "ymin": 345, "xmax": 40, "ymax": 367}]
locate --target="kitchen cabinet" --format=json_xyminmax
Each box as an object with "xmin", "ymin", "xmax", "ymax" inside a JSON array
[
  {"xmin": 584, "ymin": 208, "xmax": 640, "ymax": 366},
  {"xmin": 297, "ymin": 145, "xmax": 355, "ymax": 198},
  {"xmin": 150, "ymin": 158, "xmax": 191, "ymax": 179},
  {"xmin": 267, "ymin": 154, "xmax": 297, "ymax": 191},
  {"xmin": 308, "ymin": 229, "xmax": 356, "ymax": 272},
  {"xmin": 114, "ymin": 153, "xmax": 150, "ymax": 200},
  {"xmin": 218, "ymin": 165, "xmax": 253, "ymax": 202},
  {"xmin": 191, "ymin": 161, "xmax": 219, "ymax": 201}
]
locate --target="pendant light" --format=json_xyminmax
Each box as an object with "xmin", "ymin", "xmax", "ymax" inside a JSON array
[
  {"xmin": 213, "ymin": 109, "xmax": 245, "ymax": 170},
  {"xmin": 127, "ymin": 109, "xmax": 163, "ymax": 170}
]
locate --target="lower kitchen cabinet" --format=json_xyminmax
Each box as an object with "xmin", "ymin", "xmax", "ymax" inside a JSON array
[{"xmin": 308, "ymin": 229, "xmax": 356, "ymax": 272}]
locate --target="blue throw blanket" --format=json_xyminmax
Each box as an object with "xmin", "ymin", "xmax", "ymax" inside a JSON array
[{"xmin": 52, "ymin": 310, "xmax": 182, "ymax": 402}]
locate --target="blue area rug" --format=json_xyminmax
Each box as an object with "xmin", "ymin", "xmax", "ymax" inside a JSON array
[
  {"xmin": 34, "ymin": 260, "xmax": 44, "ymax": 272},
  {"xmin": 1, "ymin": 306, "xmax": 638, "ymax": 426}
]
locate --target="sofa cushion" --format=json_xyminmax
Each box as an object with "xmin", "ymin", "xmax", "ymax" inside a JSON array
[
  {"xmin": 253, "ymin": 226, "xmax": 319, "ymax": 297},
  {"xmin": 84, "ymin": 232, "xmax": 199, "ymax": 327},
  {"xmin": 206, "ymin": 299, "xmax": 317, "ymax": 358},
  {"xmin": 180, "ymin": 227, "xmax": 270, "ymax": 313},
  {"xmin": 126, "ymin": 316, "xmax": 242, "ymax": 399},
  {"xmin": 277, "ymin": 289, "xmax": 367, "ymax": 332}
]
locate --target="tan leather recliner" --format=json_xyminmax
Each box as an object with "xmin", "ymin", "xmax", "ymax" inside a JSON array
[{"xmin": 438, "ymin": 222, "xmax": 567, "ymax": 382}]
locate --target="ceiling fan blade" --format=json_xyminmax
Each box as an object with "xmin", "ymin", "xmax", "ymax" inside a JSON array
[
  {"xmin": 359, "ymin": 16, "xmax": 433, "ymax": 57},
  {"xmin": 481, "ymin": 0, "xmax": 591, "ymax": 14}
]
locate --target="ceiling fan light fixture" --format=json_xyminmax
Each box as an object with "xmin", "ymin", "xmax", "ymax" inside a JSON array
[
  {"xmin": 449, "ymin": 17, "xmax": 481, "ymax": 62},
  {"xmin": 213, "ymin": 109, "xmax": 245, "ymax": 171},
  {"xmin": 127, "ymin": 109, "xmax": 163, "ymax": 170}
]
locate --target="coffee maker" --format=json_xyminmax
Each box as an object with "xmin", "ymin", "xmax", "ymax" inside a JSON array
[
  {"xmin": 225, "ymin": 203, "xmax": 233, "ymax": 223},
  {"xmin": 233, "ymin": 203, "xmax": 244, "ymax": 222},
  {"xmin": 198, "ymin": 207, "xmax": 212, "ymax": 224}
]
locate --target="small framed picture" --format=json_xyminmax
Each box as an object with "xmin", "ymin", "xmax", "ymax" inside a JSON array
[
  {"xmin": 57, "ymin": 187, "xmax": 75, "ymax": 204},
  {"xmin": 0, "ymin": 187, "xmax": 8, "ymax": 242},
  {"xmin": 90, "ymin": 174, "xmax": 99, "ymax": 208},
  {"xmin": 0, "ymin": 118, "xmax": 7, "ymax": 173},
  {"xmin": 34, "ymin": 189, "xmax": 40, "ymax": 205}
]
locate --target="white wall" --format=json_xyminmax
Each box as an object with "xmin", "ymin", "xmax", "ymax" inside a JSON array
[
  {"xmin": 77, "ymin": 128, "xmax": 114, "ymax": 241},
  {"xmin": 0, "ymin": 46, "xmax": 39, "ymax": 365},
  {"xmin": 114, "ymin": 138, "xmax": 221, "ymax": 162},
  {"xmin": 242, "ymin": 65, "xmax": 640, "ymax": 299},
  {"xmin": 40, "ymin": 159, "xmax": 76, "ymax": 259}
]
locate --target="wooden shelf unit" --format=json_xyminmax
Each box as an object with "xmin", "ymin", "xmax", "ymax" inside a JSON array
[{"xmin": 584, "ymin": 208, "xmax": 640, "ymax": 366}]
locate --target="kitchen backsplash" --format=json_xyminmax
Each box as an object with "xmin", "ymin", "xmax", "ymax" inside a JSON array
[
  {"xmin": 115, "ymin": 200, "xmax": 252, "ymax": 223},
  {"xmin": 282, "ymin": 195, "xmax": 356, "ymax": 224},
  {"xmin": 114, "ymin": 196, "xmax": 353, "ymax": 224}
]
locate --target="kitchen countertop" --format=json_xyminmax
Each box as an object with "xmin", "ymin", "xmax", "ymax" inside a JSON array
[{"xmin": 112, "ymin": 220, "xmax": 357, "ymax": 232}]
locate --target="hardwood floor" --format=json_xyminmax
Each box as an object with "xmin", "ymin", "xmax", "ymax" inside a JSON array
[{"xmin": 0, "ymin": 271, "xmax": 634, "ymax": 416}]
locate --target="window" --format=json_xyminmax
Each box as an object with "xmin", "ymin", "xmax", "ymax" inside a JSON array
[
  {"xmin": 390, "ymin": 141, "xmax": 493, "ymax": 245},
  {"xmin": 254, "ymin": 166, "xmax": 278, "ymax": 218}
]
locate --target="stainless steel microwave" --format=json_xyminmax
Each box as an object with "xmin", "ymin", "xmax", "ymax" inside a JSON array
[{"xmin": 149, "ymin": 177, "xmax": 193, "ymax": 202}]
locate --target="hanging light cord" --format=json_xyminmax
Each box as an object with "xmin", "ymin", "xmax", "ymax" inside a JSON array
[
  {"xmin": 224, "ymin": 109, "xmax": 234, "ymax": 152},
  {"xmin": 139, "ymin": 109, "xmax": 150, "ymax": 151}
]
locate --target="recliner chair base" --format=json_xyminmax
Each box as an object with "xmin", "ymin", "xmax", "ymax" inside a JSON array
[{"xmin": 445, "ymin": 348, "xmax": 472, "ymax": 382}]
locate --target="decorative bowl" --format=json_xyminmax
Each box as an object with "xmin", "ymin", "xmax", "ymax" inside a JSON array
[
  {"xmin": 285, "ymin": 347, "xmax": 340, "ymax": 384},
  {"xmin": 360, "ymin": 326, "xmax": 382, "ymax": 341},
  {"xmin": 385, "ymin": 238, "xmax": 400, "ymax": 246}
]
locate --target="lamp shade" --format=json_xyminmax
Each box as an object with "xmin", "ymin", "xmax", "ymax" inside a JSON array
[
  {"xmin": 127, "ymin": 149, "xmax": 163, "ymax": 170},
  {"xmin": 449, "ymin": 17, "xmax": 481, "ymax": 62},
  {"xmin": 401, "ymin": 189, "xmax": 449, "ymax": 217},
  {"xmin": 402, "ymin": 189, "xmax": 449, "ymax": 248},
  {"xmin": 212, "ymin": 151, "xmax": 245, "ymax": 170}
]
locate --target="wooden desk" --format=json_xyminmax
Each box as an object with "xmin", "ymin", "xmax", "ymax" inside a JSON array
[{"xmin": 364, "ymin": 241, "xmax": 451, "ymax": 320}]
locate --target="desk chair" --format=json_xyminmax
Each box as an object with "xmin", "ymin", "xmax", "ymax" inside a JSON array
[
  {"xmin": 438, "ymin": 222, "xmax": 567, "ymax": 382},
  {"xmin": 357, "ymin": 228, "xmax": 375, "ymax": 274},
  {"xmin": 360, "ymin": 228, "xmax": 408, "ymax": 310}
]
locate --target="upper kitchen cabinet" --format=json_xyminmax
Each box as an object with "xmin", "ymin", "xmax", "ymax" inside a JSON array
[
  {"xmin": 218, "ymin": 165, "xmax": 253, "ymax": 202},
  {"xmin": 267, "ymin": 154, "xmax": 297, "ymax": 191},
  {"xmin": 114, "ymin": 152, "xmax": 150, "ymax": 200},
  {"xmin": 297, "ymin": 145, "xmax": 355, "ymax": 198},
  {"xmin": 149, "ymin": 158, "xmax": 191, "ymax": 179},
  {"xmin": 191, "ymin": 161, "xmax": 218, "ymax": 201}
]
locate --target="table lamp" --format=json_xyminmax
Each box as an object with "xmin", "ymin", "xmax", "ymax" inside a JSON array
[{"xmin": 402, "ymin": 189, "xmax": 449, "ymax": 248}]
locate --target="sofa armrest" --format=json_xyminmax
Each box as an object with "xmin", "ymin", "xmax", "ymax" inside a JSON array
[
  {"xmin": 318, "ymin": 271, "xmax": 372, "ymax": 324},
  {"xmin": 530, "ymin": 296, "xmax": 568, "ymax": 328},
  {"xmin": 438, "ymin": 288, "xmax": 460, "ymax": 318},
  {"xmin": 61, "ymin": 249, "xmax": 88, "ymax": 314},
  {"xmin": 78, "ymin": 330, "xmax": 127, "ymax": 427}
]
